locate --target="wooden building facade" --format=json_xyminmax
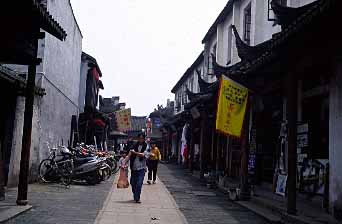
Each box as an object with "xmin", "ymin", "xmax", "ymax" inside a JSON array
[{"xmin": 164, "ymin": 0, "xmax": 342, "ymax": 220}]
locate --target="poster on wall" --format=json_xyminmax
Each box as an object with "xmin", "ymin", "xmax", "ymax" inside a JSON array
[
  {"xmin": 275, "ymin": 174, "xmax": 288, "ymax": 197},
  {"xmin": 299, "ymin": 159, "xmax": 328, "ymax": 195},
  {"xmin": 115, "ymin": 108, "xmax": 132, "ymax": 132}
]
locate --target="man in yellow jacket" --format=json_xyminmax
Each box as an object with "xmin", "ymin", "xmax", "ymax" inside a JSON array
[{"xmin": 147, "ymin": 143, "xmax": 161, "ymax": 184}]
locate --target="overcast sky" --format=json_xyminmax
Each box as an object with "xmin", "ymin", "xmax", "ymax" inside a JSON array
[{"xmin": 71, "ymin": 0, "xmax": 227, "ymax": 116}]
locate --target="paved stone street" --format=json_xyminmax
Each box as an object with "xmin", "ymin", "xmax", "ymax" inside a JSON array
[
  {"xmin": 95, "ymin": 170, "xmax": 187, "ymax": 224},
  {"xmin": 158, "ymin": 164, "xmax": 270, "ymax": 224},
  {"xmin": 4, "ymin": 164, "xmax": 271, "ymax": 224},
  {"xmin": 5, "ymin": 178, "xmax": 114, "ymax": 224}
]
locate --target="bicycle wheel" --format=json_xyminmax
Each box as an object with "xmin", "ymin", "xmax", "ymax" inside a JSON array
[
  {"xmin": 101, "ymin": 164, "xmax": 112, "ymax": 181},
  {"xmin": 39, "ymin": 159, "xmax": 59, "ymax": 183},
  {"xmin": 112, "ymin": 160, "xmax": 120, "ymax": 174},
  {"xmin": 59, "ymin": 160, "xmax": 74, "ymax": 186}
]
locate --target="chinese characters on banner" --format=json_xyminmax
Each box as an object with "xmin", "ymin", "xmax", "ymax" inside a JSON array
[
  {"xmin": 115, "ymin": 108, "xmax": 132, "ymax": 132},
  {"xmin": 216, "ymin": 75, "xmax": 249, "ymax": 137},
  {"xmin": 248, "ymin": 128, "xmax": 257, "ymax": 175}
]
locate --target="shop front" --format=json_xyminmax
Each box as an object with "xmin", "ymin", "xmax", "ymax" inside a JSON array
[{"xmin": 212, "ymin": 0, "xmax": 341, "ymax": 217}]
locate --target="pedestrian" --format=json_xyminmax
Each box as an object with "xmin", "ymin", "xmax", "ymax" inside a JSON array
[
  {"xmin": 128, "ymin": 133, "xmax": 150, "ymax": 203},
  {"xmin": 147, "ymin": 143, "xmax": 161, "ymax": 184},
  {"xmin": 124, "ymin": 137, "xmax": 134, "ymax": 154},
  {"xmin": 118, "ymin": 152, "xmax": 129, "ymax": 177},
  {"xmin": 146, "ymin": 137, "xmax": 151, "ymax": 151},
  {"xmin": 117, "ymin": 152, "xmax": 129, "ymax": 188}
]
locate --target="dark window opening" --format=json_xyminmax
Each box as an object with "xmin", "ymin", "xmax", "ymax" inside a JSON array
[
  {"xmin": 244, "ymin": 4, "xmax": 252, "ymax": 45},
  {"xmin": 268, "ymin": 0, "xmax": 287, "ymax": 21},
  {"xmin": 280, "ymin": 0, "xmax": 287, "ymax": 6}
]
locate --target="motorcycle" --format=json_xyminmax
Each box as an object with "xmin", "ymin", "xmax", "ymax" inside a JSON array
[{"xmin": 71, "ymin": 144, "xmax": 112, "ymax": 183}]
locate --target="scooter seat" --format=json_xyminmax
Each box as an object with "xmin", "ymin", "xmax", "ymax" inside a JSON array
[{"xmin": 74, "ymin": 157, "xmax": 96, "ymax": 165}]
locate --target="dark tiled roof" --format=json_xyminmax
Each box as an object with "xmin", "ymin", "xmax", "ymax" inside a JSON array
[
  {"xmin": 31, "ymin": 0, "xmax": 67, "ymax": 40},
  {"xmin": 129, "ymin": 116, "xmax": 146, "ymax": 132},
  {"xmin": 82, "ymin": 52, "xmax": 103, "ymax": 77},
  {"xmin": 241, "ymin": 0, "xmax": 335, "ymax": 74},
  {"xmin": 232, "ymin": 25, "xmax": 272, "ymax": 62},
  {"xmin": 196, "ymin": 69, "xmax": 212, "ymax": 92},
  {"xmin": 213, "ymin": 0, "xmax": 335, "ymax": 78},
  {"xmin": 3, "ymin": 1, "xmax": 67, "ymax": 41},
  {"xmin": 202, "ymin": 0, "xmax": 234, "ymax": 43},
  {"xmin": 0, "ymin": 66, "xmax": 46, "ymax": 96},
  {"xmin": 171, "ymin": 52, "xmax": 204, "ymax": 93}
]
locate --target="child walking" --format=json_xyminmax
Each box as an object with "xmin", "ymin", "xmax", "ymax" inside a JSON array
[{"xmin": 117, "ymin": 152, "xmax": 130, "ymax": 188}]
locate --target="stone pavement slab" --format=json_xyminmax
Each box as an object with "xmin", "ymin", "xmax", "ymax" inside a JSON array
[
  {"xmin": 158, "ymin": 164, "xmax": 270, "ymax": 224},
  {"xmin": 0, "ymin": 204, "xmax": 32, "ymax": 223},
  {"xmin": 95, "ymin": 172, "xmax": 188, "ymax": 224},
  {"xmin": 5, "ymin": 177, "xmax": 114, "ymax": 224}
]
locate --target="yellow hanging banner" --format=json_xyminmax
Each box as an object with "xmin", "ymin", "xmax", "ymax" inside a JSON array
[{"xmin": 216, "ymin": 75, "xmax": 249, "ymax": 137}]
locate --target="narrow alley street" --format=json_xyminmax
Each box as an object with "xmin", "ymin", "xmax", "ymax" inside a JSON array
[
  {"xmin": 4, "ymin": 164, "xmax": 270, "ymax": 224},
  {"xmin": 1, "ymin": 0, "xmax": 342, "ymax": 223},
  {"xmin": 96, "ymin": 163, "xmax": 270, "ymax": 224}
]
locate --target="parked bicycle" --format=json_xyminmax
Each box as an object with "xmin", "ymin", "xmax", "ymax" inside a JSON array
[{"xmin": 38, "ymin": 143, "xmax": 74, "ymax": 186}]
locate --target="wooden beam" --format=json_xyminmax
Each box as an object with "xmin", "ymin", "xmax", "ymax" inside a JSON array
[
  {"xmin": 199, "ymin": 113, "xmax": 208, "ymax": 179},
  {"xmin": 240, "ymin": 97, "xmax": 251, "ymax": 201},
  {"xmin": 16, "ymin": 32, "xmax": 39, "ymax": 206},
  {"xmin": 189, "ymin": 121, "xmax": 195, "ymax": 173},
  {"xmin": 286, "ymin": 71, "xmax": 298, "ymax": 215}
]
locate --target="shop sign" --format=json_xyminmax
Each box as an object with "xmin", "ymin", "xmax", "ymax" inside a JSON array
[
  {"xmin": 154, "ymin": 118, "xmax": 161, "ymax": 128},
  {"xmin": 115, "ymin": 108, "xmax": 132, "ymax": 132}
]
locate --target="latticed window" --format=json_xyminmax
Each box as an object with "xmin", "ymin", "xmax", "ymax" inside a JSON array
[
  {"xmin": 181, "ymin": 85, "xmax": 187, "ymax": 105},
  {"xmin": 188, "ymin": 76, "xmax": 194, "ymax": 92},
  {"xmin": 208, "ymin": 43, "xmax": 217, "ymax": 75},
  {"xmin": 280, "ymin": 0, "xmax": 287, "ymax": 6},
  {"xmin": 227, "ymin": 25, "xmax": 233, "ymax": 65},
  {"xmin": 243, "ymin": 4, "xmax": 252, "ymax": 45}
]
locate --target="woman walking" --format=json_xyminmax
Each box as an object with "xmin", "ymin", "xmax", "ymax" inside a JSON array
[
  {"xmin": 147, "ymin": 143, "xmax": 161, "ymax": 184},
  {"xmin": 129, "ymin": 134, "xmax": 149, "ymax": 203}
]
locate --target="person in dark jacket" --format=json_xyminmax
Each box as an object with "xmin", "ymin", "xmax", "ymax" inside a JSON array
[
  {"xmin": 124, "ymin": 137, "xmax": 134, "ymax": 154},
  {"xmin": 128, "ymin": 133, "xmax": 150, "ymax": 203}
]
